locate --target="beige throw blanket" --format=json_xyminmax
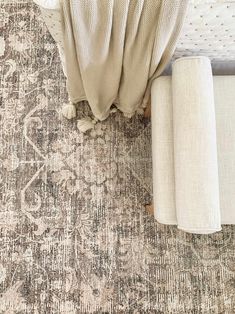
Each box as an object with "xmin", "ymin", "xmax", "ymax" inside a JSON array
[{"xmin": 35, "ymin": 0, "xmax": 188, "ymax": 121}]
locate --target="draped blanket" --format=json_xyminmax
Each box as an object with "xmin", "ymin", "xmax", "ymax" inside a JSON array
[{"xmin": 35, "ymin": 0, "xmax": 188, "ymax": 120}]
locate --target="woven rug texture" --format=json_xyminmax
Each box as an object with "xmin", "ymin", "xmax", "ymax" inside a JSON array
[{"xmin": 0, "ymin": 1, "xmax": 234, "ymax": 313}]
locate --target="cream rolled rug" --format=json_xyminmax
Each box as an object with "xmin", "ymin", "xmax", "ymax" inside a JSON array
[
  {"xmin": 151, "ymin": 76, "xmax": 177, "ymax": 225},
  {"xmin": 152, "ymin": 56, "xmax": 235, "ymax": 234},
  {"xmin": 173, "ymin": 57, "xmax": 221, "ymax": 233},
  {"xmin": 34, "ymin": 0, "xmax": 189, "ymax": 121}
]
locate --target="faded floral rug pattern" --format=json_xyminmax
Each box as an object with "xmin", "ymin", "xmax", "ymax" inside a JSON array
[{"xmin": 0, "ymin": 1, "xmax": 235, "ymax": 313}]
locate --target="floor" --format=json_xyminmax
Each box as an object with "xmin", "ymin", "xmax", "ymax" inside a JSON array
[{"xmin": 0, "ymin": 1, "xmax": 234, "ymax": 313}]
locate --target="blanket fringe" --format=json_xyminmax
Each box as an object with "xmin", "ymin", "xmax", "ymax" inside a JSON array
[
  {"xmin": 77, "ymin": 117, "xmax": 98, "ymax": 133},
  {"xmin": 62, "ymin": 102, "xmax": 77, "ymax": 119}
]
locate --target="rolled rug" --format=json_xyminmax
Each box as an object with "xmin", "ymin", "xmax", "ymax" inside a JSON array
[
  {"xmin": 151, "ymin": 60, "xmax": 235, "ymax": 232},
  {"xmin": 151, "ymin": 77, "xmax": 177, "ymax": 225},
  {"xmin": 172, "ymin": 56, "xmax": 221, "ymax": 233},
  {"xmin": 213, "ymin": 76, "xmax": 235, "ymax": 225}
]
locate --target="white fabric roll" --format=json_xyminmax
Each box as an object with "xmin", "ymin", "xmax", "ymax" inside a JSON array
[
  {"xmin": 151, "ymin": 77, "xmax": 176, "ymax": 224},
  {"xmin": 214, "ymin": 76, "xmax": 235, "ymax": 224},
  {"xmin": 151, "ymin": 75, "xmax": 235, "ymax": 231},
  {"xmin": 172, "ymin": 56, "xmax": 221, "ymax": 233},
  {"xmin": 151, "ymin": 70, "xmax": 235, "ymax": 232}
]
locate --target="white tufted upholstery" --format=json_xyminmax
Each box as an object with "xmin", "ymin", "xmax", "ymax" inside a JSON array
[{"xmin": 174, "ymin": 1, "xmax": 235, "ymax": 61}]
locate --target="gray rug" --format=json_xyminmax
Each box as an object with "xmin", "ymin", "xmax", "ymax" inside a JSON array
[{"xmin": 0, "ymin": 1, "xmax": 234, "ymax": 313}]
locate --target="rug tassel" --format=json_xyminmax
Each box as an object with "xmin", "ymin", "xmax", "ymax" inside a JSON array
[
  {"xmin": 62, "ymin": 101, "xmax": 77, "ymax": 119},
  {"xmin": 77, "ymin": 117, "xmax": 98, "ymax": 133}
]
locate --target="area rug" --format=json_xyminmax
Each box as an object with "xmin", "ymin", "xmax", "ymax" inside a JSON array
[{"xmin": 0, "ymin": 1, "xmax": 234, "ymax": 313}]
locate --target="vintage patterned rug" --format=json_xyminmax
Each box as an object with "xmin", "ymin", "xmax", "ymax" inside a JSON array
[{"xmin": 0, "ymin": 1, "xmax": 234, "ymax": 313}]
